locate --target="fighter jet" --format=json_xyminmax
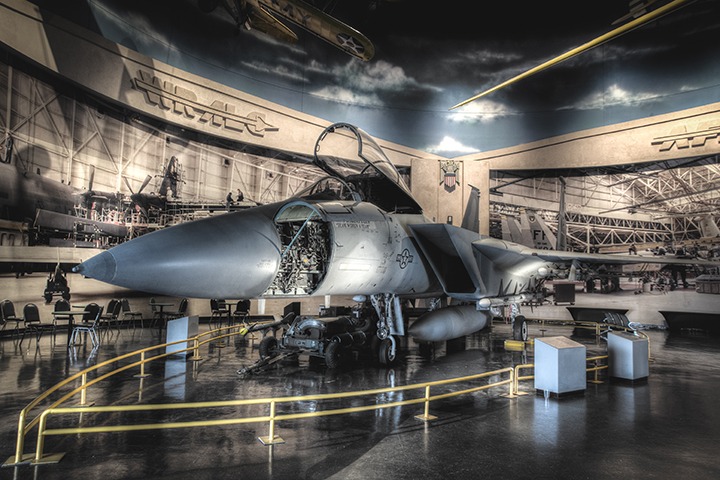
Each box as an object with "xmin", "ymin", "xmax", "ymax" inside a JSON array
[{"xmin": 74, "ymin": 123, "xmax": 716, "ymax": 364}]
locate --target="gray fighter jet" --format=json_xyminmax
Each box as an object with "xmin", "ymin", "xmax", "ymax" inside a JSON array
[{"xmin": 74, "ymin": 123, "xmax": 716, "ymax": 364}]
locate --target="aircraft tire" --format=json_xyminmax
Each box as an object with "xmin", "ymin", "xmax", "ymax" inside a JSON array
[
  {"xmin": 259, "ymin": 336, "xmax": 278, "ymax": 360},
  {"xmin": 513, "ymin": 315, "xmax": 528, "ymax": 342},
  {"xmin": 378, "ymin": 338, "xmax": 396, "ymax": 366},
  {"xmin": 325, "ymin": 341, "xmax": 342, "ymax": 369}
]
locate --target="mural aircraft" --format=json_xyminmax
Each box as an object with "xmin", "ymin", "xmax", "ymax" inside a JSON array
[{"xmin": 0, "ymin": 139, "xmax": 127, "ymax": 241}]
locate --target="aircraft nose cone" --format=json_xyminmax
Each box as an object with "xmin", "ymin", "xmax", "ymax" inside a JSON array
[
  {"xmin": 73, "ymin": 250, "xmax": 117, "ymax": 283},
  {"xmin": 75, "ymin": 206, "xmax": 282, "ymax": 298}
]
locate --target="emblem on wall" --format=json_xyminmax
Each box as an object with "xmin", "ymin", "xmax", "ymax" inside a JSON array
[
  {"xmin": 439, "ymin": 160, "xmax": 459, "ymax": 191},
  {"xmin": 651, "ymin": 121, "xmax": 720, "ymax": 152},
  {"xmin": 133, "ymin": 71, "xmax": 279, "ymax": 137}
]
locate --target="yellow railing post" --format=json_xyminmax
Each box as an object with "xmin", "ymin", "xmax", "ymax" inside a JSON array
[
  {"xmin": 34, "ymin": 411, "xmax": 48, "ymax": 463},
  {"xmin": 190, "ymin": 338, "xmax": 203, "ymax": 362},
  {"xmin": 76, "ymin": 372, "xmax": 96, "ymax": 407},
  {"xmin": 12, "ymin": 410, "xmax": 27, "ymax": 464},
  {"xmin": 594, "ymin": 359, "xmax": 600, "ymax": 383},
  {"xmin": 80, "ymin": 373, "xmax": 88, "ymax": 406},
  {"xmin": 268, "ymin": 401, "xmax": 276, "ymax": 439},
  {"xmin": 258, "ymin": 400, "xmax": 284, "ymax": 445},
  {"xmin": 134, "ymin": 351, "xmax": 151, "ymax": 378},
  {"xmin": 29, "ymin": 409, "xmax": 64, "ymax": 465},
  {"xmin": 414, "ymin": 385, "xmax": 437, "ymax": 421}
]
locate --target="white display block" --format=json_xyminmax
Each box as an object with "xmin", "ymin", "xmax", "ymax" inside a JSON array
[
  {"xmin": 165, "ymin": 316, "xmax": 199, "ymax": 357},
  {"xmin": 608, "ymin": 332, "xmax": 649, "ymax": 381},
  {"xmin": 534, "ymin": 336, "xmax": 587, "ymax": 395},
  {"xmin": 164, "ymin": 358, "xmax": 188, "ymax": 400}
]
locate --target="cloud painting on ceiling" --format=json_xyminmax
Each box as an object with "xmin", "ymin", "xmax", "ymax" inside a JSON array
[{"xmin": 30, "ymin": 0, "xmax": 720, "ymax": 157}]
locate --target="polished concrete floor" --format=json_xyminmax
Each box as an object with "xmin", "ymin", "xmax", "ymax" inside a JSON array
[{"xmin": 1, "ymin": 308, "xmax": 720, "ymax": 480}]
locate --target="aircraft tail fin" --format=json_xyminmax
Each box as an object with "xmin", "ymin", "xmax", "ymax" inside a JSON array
[
  {"xmin": 523, "ymin": 209, "xmax": 556, "ymax": 249},
  {"xmin": 460, "ymin": 185, "xmax": 480, "ymax": 233}
]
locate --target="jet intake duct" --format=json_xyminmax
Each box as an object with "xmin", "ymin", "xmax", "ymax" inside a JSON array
[{"xmin": 409, "ymin": 224, "xmax": 484, "ymax": 299}]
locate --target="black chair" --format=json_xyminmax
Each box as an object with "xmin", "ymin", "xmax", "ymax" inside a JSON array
[
  {"xmin": 156, "ymin": 298, "xmax": 188, "ymax": 332},
  {"xmin": 232, "ymin": 299, "xmax": 251, "ymax": 325},
  {"xmin": 0, "ymin": 299, "xmax": 23, "ymax": 337},
  {"xmin": 120, "ymin": 298, "xmax": 144, "ymax": 330},
  {"xmin": 166, "ymin": 298, "xmax": 188, "ymax": 321},
  {"xmin": 69, "ymin": 303, "xmax": 103, "ymax": 347},
  {"xmin": 149, "ymin": 297, "xmax": 161, "ymax": 328},
  {"xmin": 52, "ymin": 298, "xmax": 72, "ymax": 334},
  {"xmin": 21, "ymin": 303, "xmax": 55, "ymax": 346},
  {"xmin": 210, "ymin": 299, "xmax": 230, "ymax": 328},
  {"xmin": 98, "ymin": 299, "xmax": 122, "ymax": 332}
]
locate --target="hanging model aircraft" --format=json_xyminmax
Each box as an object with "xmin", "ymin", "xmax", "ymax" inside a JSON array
[
  {"xmin": 197, "ymin": 0, "xmax": 375, "ymax": 61},
  {"xmin": 73, "ymin": 123, "xmax": 717, "ymax": 364}
]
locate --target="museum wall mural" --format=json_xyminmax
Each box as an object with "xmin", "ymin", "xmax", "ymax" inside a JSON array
[{"xmin": 26, "ymin": 0, "xmax": 720, "ymax": 157}]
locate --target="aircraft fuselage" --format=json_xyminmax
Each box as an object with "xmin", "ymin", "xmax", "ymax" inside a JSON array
[{"xmin": 74, "ymin": 197, "xmax": 441, "ymax": 300}]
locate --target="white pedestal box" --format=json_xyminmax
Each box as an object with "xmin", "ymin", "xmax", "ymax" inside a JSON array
[
  {"xmin": 534, "ymin": 336, "xmax": 587, "ymax": 396},
  {"xmin": 607, "ymin": 332, "xmax": 649, "ymax": 381},
  {"xmin": 165, "ymin": 316, "xmax": 199, "ymax": 358}
]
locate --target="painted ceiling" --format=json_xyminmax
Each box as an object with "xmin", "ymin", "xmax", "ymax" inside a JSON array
[{"xmin": 28, "ymin": 0, "xmax": 720, "ymax": 157}]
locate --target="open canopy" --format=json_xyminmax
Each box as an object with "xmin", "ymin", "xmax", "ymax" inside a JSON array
[{"xmin": 311, "ymin": 123, "xmax": 422, "ymax": 214}]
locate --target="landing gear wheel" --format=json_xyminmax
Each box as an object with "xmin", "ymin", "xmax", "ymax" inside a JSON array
[
  {"xmin": 513, "ymin": 315, "xmax": 528, "ymax": 342},
  {"xmin": 259, "ymin": 336, "xmax": 278, "ymax": 360},
  {"xmin": 325, "ymin": 341, "xmax": 342, "ymax": 369},
  {"xmin": 377, "ymin": 337, "xmax": 396, "ymax": 366}
]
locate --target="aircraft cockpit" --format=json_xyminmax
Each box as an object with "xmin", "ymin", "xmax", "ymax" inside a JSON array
[
  {"xmin": 312, "ymin": 123, "xmax": 422, "ymax": 214},
  {"xmin": 297, "ymin": 175, "xmax": 360, "ymax": 202}
]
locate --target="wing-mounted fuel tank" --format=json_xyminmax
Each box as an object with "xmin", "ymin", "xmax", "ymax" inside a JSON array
[{"xmin": 264, "ymin": 199, "xmax": 436, "ymax": 298}]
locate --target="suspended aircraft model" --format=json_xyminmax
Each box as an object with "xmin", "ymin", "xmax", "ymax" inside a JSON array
[
  {"xmin": 74, "ymin": 123, "xmax": 716, "ymax": 365},
  {"xmin": 198, "ymin": 0, "xmax": 375, "ymax": 61}
]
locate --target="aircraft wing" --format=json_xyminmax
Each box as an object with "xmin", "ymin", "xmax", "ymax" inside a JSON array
[
  {"xmin": 489, "ymin": 241, "xmax": 716, "ymax": 267},
  {"xmin": 247, "ymin": 4, "xmax": 299, "ymax": 44},
  {"xmin": 411, "ymin": 224, "xmax": 718, "ymax": 302},
  {"xmin": 254, "ymin": 0, "xmax": 375, "ymax": 61}
]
